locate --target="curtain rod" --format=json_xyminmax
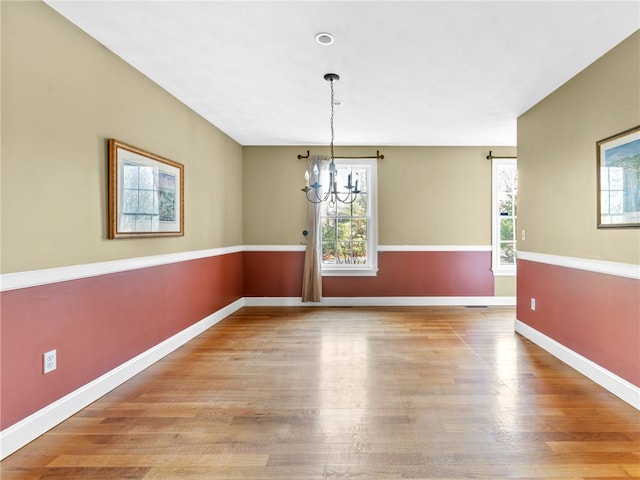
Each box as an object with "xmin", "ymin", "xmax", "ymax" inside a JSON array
[
  {"xmin": 486, "ymin": 150, "xmax": 516, "ymax": 160},
  {"xmin": 297, "ymin": 150, "xmax": 384, "ymax": 160}
]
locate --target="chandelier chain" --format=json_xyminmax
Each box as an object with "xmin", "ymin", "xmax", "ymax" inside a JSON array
[{"xmin": 330, "ymin": 78, "xmax": 335, "ymax": 162}]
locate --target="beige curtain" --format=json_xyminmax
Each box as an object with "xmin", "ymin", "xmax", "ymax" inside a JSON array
[{"xmin": 301, "ymin": 156, "xmax": 327, "ymax": 302}]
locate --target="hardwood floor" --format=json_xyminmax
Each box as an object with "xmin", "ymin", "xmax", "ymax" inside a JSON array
[{"xmin": 2, "ymin": 306, "xmax": 639, "ymax": 479}]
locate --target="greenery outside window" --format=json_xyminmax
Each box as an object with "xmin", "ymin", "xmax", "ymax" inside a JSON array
[
  {"xmin": 492, "ymin": 158, "xmax": 517, "ymax": 275},
  {"xmin": 320, "ymin": 159, "xmax": 378, "ymax": 276}
]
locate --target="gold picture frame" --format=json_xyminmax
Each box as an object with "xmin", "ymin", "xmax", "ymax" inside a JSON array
[
  {"xmin": 108, "ymin": 139, "xmax": 184, "ymax": 238},
  {"xmin": 597, "ymin": 126, "xmax": 640, "ymax": 228}
]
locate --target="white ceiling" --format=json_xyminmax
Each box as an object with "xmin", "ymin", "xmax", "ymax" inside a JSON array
[{"xmin": 45, "ymin": 1, "xmax": 639, "ymax": 147}]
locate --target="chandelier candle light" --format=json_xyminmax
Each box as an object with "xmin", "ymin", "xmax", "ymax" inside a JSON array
[{"xmin": 302, "ymin": 73, "xmax": 361, "ymax": 205}]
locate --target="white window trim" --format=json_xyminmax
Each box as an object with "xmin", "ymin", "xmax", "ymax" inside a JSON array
[
  {"xmin": 492, "ymin": 157, "xmax": 517, "ymax": 276},
  {"xmin": 321, "ymin": 158, "xmax": 378, "ymax": 277}
]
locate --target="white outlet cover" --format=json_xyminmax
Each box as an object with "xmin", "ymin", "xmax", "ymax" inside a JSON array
[
  {"xmin": 530, "ymin": 298, "xmax": 536, "ymax": 311},
  {"xmin": 43, "ymin": 349, "xmax": 57, "ymax": 374}
]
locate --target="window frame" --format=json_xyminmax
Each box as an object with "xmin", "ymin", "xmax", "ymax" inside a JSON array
[
  {"xmin": 491, "ymin": 157, "xmax": 517, "ymax": 276},
  {"xmin": 319, "ymin": 158, "xmax": 378, "ymax": 277}
]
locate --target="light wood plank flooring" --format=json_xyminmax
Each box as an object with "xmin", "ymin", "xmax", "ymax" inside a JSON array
[{"xmin": 2, "ymin": 306, "xmax": 639, "ymax": 479}]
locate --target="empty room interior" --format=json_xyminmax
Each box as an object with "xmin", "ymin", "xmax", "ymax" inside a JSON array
[{"xmin": 1, "ymin": 1, "xmax": 639, "ymax": 478}]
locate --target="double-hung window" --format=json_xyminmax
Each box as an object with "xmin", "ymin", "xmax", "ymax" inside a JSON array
[
  {"xmin": 320, "ymin": 158, "xmax": 378, "ymax": 276},
  {"xmin": 492, "ymin": 158, "xmax": 517, "ymax": 275}
]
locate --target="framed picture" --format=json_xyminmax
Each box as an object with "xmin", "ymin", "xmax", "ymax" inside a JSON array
[
  {"xmin": 108, "ymin": 139, "xmax": 184, "ymax": 238},
  {"xmin": 597, "ymin": 125, "xmax": 640, "ymax": 228}
]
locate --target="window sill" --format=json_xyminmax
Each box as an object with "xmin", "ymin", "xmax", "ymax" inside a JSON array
[
  {"xmin": 321, "ymin": 267, "xmax": 379, "ymax": 277},
  {"xmin": 492, "ymin": 267, "xmax": 517, "ymax": 276}
]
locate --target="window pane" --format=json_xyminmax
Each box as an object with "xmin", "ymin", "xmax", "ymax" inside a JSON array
[
  {"xmin": 498, "ymin": 166, "xmax": 516, "ymax": 192},
  {"xmin": 337, "ymin": 218, "xmax": 351, "ymax": 241},
  {"xmin": 337, "ymin": 201, "xmax": 354, "ymax": 218},
  {"xmin": 352, "ymin": 241, "xmax": 367, "ymax": 264},
  {"xmin": 334, "ymin": 169, "xmax": 350, "ymax": 193},
  {"xmin": 500, "ymin": 242, "xmax": 515, "ymax": 265},
  {"xmin": 337, "ymin": 242, "xmax": 353, "ymax": 263},
  {"xmin": 500, "ymin": 218, "xmax": 514, "ymax": 242},
  {"xmin": 352, "ymin": 194, "xmax": 367, "ymax": 217},
  {"xmin": 352, "ymin": 218, "xmax": 367, "ymax": 240},
  {"xmin": 321, "ymin": 218, "xmax": 336, "ymax": 242},
  {"xmin": 322, "ymin": 242, "xmax": 337, "ymax": 264},
  {"xmin": 322, "ymin": 199, "xmax": 337, "ymax": 217},
  {"xmin": 498, "ymin": 194, "xmax": 514, "ymax": 216},
  {"xmin": 354, "ymin": 170, "xmax": 367, "ymax": 193}
]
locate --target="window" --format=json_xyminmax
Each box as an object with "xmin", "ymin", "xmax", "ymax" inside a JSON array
[
  {"xmin": 320, "ymin": 159, "xmax": 378, "ymax": 276},
  {"xmin": 492, "ymin": 158, "xmax": 517, "ymax": 275}
]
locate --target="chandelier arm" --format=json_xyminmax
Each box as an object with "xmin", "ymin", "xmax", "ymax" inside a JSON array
[
  {"xmin": 332, "ymin": 190, "xmax": 359, "ymax": 204},
  {"xmin": 304, "ymin": 187, "xmax": 329, "ymax": 204}
]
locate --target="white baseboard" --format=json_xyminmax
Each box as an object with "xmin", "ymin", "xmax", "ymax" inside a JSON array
[
  {"xmin": 515, "ymin": 319, "xmax": 640, "ymax": 410},
  {"xmin": 243, "ymin": 296, "xmax": 516, "ymax": 307},
  {"xmin": 0, "ymin": 298, "xmax": 245, "ymax": 460}
]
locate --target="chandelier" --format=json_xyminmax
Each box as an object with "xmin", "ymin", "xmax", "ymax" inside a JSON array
[{"xmin": 302, "ymin": 73, "xmax": 360, "ymax": 205}]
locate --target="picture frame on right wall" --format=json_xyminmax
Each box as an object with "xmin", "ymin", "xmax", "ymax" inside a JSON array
[{"xmin": 597, "ymin": 125, "xmax": 640, "ymax": 228}]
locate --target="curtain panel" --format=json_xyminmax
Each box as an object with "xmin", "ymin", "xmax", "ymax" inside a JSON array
[{"xmin": 301, "ymin": 156, "xmax": 328, "ymax": 302}]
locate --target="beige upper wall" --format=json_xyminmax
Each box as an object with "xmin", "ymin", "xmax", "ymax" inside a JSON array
[
  {"xmin": 517, "ymin": 30, "xmax": 640, "ymax": 264},
  {"xmin": 1, "ymin": 1, "xmax": 243, "ymax": 273},
  {"xmin": 243, "ymin": 145, "xmax": 516, "ymax": 246}
]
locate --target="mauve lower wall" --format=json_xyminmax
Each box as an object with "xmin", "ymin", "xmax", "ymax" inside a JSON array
[
  {"xmin": 516, "ymin": 259, "xmax": 640, "ymax": 387},
  {"xmin": 0, "ymin": 253, "xmax": 243, "ymax": 429},
  {"xmin": 243, "ymin": 250, "xmax": 494, "ymax": 297}
]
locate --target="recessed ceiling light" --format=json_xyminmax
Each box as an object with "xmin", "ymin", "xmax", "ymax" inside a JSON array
[{"xmin": 315, "ymin": 32, "xmax": 334, "ymax": 45}]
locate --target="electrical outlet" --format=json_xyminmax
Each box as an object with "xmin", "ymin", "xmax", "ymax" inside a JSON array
[
  {"xmin": 43, "ymin": 349, "xmax": 57, "ymax": 374},
  {"xmin": 530, "ymin": 298, "xmax": 536, "ymax": 311},
  {"xmin": 521, "ymin": 229, "xmax": 526, "ymax": 241}
]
